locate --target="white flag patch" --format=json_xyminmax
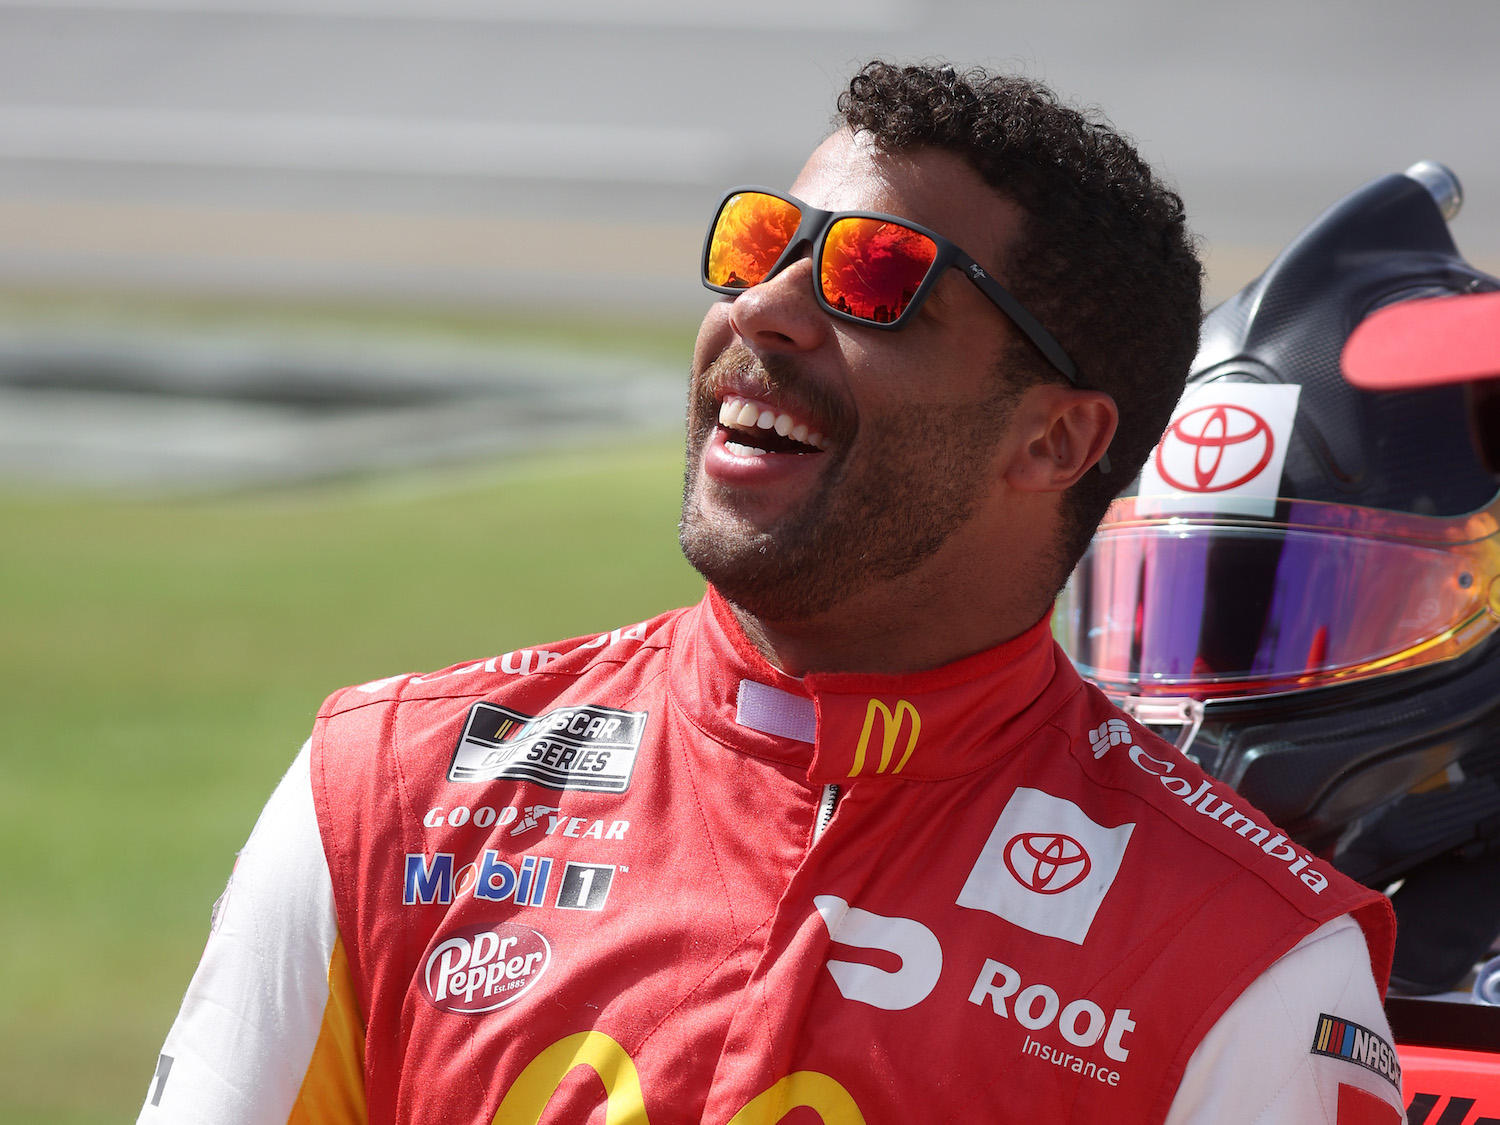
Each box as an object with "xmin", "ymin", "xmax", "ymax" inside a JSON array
[{"xmin": 957, "ymin": 788, "xmax": 1134, "ymax": 945}]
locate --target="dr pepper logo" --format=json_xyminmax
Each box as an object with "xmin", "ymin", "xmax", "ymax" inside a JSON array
[
  {"xmin": 1003, "ymin": 833, "xmax": 1093, "ymax": 894},
  {"xmin": 421, "ymin": 921, "xmax": 551, "ymax": 1014},
  {"xmin": 1155, "ymin": 403, "xmax": 1274, "ymax": 493}
]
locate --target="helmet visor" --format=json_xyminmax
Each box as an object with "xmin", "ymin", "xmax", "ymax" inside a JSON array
[{"xmin": 1058, "ymin": 497, "xmax": 1500, "ymax": 697}]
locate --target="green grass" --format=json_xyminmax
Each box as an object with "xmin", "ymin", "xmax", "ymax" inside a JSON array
[{"xmin": 0, "ymin": 441, "xmax": 705, "ymax": 1123}]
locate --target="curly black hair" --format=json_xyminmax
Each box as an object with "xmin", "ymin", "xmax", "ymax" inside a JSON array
[{"xmin": 838, "ymin": 61, "xmax": 1203, "ymax": 580}]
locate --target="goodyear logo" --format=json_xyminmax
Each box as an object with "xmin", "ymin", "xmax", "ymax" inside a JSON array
[{"xmin": 849, "ymin": 698, "xmax": 921, "ymax": 777}]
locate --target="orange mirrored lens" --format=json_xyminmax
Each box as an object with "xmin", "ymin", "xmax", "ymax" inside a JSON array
[
  {"xmin": 821, "ymin": 217, "xmax": 938, "ymax": 324},
  {"xmin": 706, "ymin": 192, "xmax": 801, "ymax": 289}
]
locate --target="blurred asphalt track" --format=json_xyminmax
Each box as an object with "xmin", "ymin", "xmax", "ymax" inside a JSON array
[
  {"xmin": 0, "ymin": 0, "xmax": 1497, "ymax": 483},
  {"xmin": 2, "ymin": 0, "xmax": 1498, "ymax": 314}
]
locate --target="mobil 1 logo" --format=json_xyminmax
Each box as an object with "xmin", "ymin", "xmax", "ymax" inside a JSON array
[
  {"xmin": 556, "ymin": 862, "xmax": 614, "ymax": 911},
  {"xmin": 448, "ymin": 701, "xmax": 647, "ymax": 794}
]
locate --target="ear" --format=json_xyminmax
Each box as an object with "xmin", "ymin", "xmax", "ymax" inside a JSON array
[{"xmin": 1003, "ymin": 385, "xmax": 1119, "ymax": 493}]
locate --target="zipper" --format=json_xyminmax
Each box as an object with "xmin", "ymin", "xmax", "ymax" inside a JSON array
[{"xmin": 813, "ymin": 783, "xmax": 841, "ymax": 844}]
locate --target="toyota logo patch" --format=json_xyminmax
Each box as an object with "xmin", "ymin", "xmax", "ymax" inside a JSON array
[
  {"xmin": 1155, "ymin": 403, "xmax": 1274, "ymax": 493},
  {"xmin": 959, "ymin": 788, "xmax": 1136, "ymax": 943},
  {"xmin": 1003, "ymin": 833, "xmax": 1093, "ymax": 894}
]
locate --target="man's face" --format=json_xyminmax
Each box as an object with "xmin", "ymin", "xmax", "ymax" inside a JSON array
[{"xmin": 680, "ymin": 130, "xmax": 1031, "ymax": 624}]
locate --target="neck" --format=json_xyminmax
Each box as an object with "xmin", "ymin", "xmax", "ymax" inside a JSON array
[
  {"xmin": 707, "ymin": 480, "xmax": 1071, "ymax": 676},
  {"xmin": 722, "ymin": 568, "xmax": 1055, "ymax": 677}
]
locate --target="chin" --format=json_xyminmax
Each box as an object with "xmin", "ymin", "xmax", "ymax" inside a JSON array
[{"xmin": 679, "ymin": 502, "xmax": 849, "ymax": 625}]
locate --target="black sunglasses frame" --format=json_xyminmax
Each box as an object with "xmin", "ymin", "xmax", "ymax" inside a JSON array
[{"xmin": 700, "ymin": 185, "xmax": 1081, "ymax": 386}]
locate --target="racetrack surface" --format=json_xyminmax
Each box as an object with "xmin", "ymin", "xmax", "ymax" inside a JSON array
[
  {"xmin": 0, "ymin": 312, "xmax": 688, "ymax": 487},
  {"xmin": 0, "ymin": 0, "xmax": 1495, "ymax": 312}
]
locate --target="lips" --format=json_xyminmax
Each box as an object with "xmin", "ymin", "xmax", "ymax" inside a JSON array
[{"xmin": 715, "ymin": 394, "xmax": 829, "ymax": 457}]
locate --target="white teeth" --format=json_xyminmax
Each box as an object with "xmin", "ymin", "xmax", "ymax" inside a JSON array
[{"xmin": 716, "ymin": 394, "xmax": 828, "ymax": 452}]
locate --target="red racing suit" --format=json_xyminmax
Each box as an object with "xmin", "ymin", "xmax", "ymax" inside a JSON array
[{"xmin": 140, "ymin": 589, "xmax": 1402, "ymax": 1125}]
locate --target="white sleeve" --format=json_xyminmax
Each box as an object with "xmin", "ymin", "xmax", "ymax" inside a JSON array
[
  {"xmin": 1165, "ymin": 913, "xmax": 1404, "ymax": 1125},
  {"xmin": 137, "ymin": 741, "xmax": 348, "ymax": 1125}
]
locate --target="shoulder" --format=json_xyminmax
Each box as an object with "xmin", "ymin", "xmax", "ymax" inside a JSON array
[
  {"xmin": 1038, "ymin": 678, "xmax": 1392, "ymax": 970},
  {"xmin": 142, "ymin": 743, "xmax": 347, "ymax": 1122},
  {"xmin": 304, "ymin": 606, "xmax": 691, "ymax": 836},
  {"xmin": 315, "ymin": 606, "xmax": 690, "ymax": 723},
  {"xmin": 1165, "ymin": 915, "xmax": 1403, "ymax": 1125}
]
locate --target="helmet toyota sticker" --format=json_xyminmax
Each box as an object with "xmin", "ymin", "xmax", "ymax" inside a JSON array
[
  {"xmin": 957, "ymin": 788, "xmax": 1135, "ymax": 945},
  {"xmin": 1137, "ymin": 382, "xmax": 1301, "ymax": 517},
  {"xmin": 1157, "ymin": 404, "xmax": 1273, "ymax": 492}
]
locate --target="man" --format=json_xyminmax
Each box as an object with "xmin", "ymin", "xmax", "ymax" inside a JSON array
[{"xmin": 140, "ymin": 63, "xmax": 1402, "ymax": 1124}]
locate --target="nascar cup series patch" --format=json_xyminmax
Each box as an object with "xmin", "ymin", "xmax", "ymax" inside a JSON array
[
  {"xmin": 957, "ymin": 788, "xmax": 1134, "ymax": 945},
  {"xmin": 448, "ymin": 701, "xmax": 647, "ymax": 793}
]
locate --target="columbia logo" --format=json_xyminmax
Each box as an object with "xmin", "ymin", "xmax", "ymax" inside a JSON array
[{"xmin": 1089, "ymin": 719, "xmax": 1132, "ymax": 758}]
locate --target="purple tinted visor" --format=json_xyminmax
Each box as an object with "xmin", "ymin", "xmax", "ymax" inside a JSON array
[{"xmin": 1056, "ymin": 497, "xmax": 1500, "ymax": 698}]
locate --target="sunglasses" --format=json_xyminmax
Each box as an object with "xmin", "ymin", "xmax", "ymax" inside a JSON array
[{"xmin": 700, "ymin": 186, "xmax": 1080, "ymax": 386}]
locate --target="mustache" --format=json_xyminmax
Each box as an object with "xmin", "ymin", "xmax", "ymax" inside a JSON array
[{"xmin": 693, "ymin": 344, "xmax": 855, "ymax": 445}]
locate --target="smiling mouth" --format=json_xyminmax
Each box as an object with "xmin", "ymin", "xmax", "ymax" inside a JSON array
[{"xmin": 715, "ymin": 394, "xmax": 830, "ymax": 457}]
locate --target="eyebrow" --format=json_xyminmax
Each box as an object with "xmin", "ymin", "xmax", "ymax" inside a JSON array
[{"xmin": 920, "ymin": 269, "xmax": 965, "ymax": 317}]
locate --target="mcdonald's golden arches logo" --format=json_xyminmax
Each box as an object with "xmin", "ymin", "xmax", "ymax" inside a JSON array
[
  {"xmin": 490, "ymin": 1031, "xmax": 865, "ymax": 1124},
  {"xmin": 849, "ymin": 698, "xmax": 921, "ymax": 777}
]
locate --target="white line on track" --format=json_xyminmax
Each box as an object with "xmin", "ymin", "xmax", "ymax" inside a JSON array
[
  {"xmin": 0, "ymin": 0, "xmax": 915, "ymax": 30},
  {"xmin": 0, "ymin": 107, "xmax": 734, "ymax": 184}
]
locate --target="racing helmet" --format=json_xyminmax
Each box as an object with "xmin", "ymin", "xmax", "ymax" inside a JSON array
[{"xmin": 1056, "ymin": 163, "xmax": 1500, "ymax": 993}]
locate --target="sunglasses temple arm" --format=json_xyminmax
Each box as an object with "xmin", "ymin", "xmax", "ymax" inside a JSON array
[
  {"xmin": 957, "ymin": 259, "xmax": 1111, "ymax": 474},
  {"xmin": 957, "ymin": 260, "xmax": 1078, "ymax": 383}
]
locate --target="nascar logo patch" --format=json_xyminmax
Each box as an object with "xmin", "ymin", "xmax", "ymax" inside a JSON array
[
  {"xmin": 1311, "ymin": 1013, "xmax": 1401, "ymax": 1090},
  {"xmin": 448, "ymin": 701, "xmax": 647, "ymax": 793}
]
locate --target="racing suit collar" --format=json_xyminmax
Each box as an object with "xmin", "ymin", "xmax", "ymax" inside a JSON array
[{"xmin": 670, "ymin": 587, "xmax": 1081, "ymax": 785}]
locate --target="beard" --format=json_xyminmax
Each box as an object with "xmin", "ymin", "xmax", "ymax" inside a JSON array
[{"xmin": 679, "ymin": 344, "xmax": 1021, "ymax": 624}]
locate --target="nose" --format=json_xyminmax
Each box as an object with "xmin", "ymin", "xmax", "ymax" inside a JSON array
[{"xmin": 728, "ymin": 255, "xmax": 830, "ymax": 353}]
